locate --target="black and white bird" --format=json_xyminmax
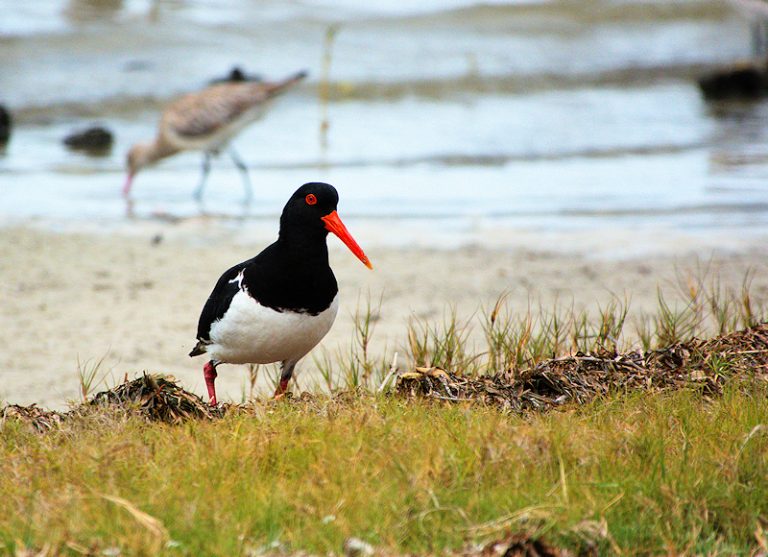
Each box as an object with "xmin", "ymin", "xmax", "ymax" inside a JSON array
[{"xmin": 189, "ymin": 182, "xmax": 372, "ymax": 404}]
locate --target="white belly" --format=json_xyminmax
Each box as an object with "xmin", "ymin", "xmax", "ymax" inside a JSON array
[{"xmin": 207, "ymin": 291, "xmax": 339, "ymax": 365}]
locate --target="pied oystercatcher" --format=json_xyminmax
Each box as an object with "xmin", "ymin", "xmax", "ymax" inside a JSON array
[
  {"xmin": 189, "ymin": 182, "xmax": 372, "ymax": 404},
  {"xmin": 124, "ymin": 70, "xmax": 306, "ymax": 202}
]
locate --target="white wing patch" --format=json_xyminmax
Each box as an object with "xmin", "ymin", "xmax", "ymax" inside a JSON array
[
  {"xmin": 228, "ymin": 270, "xmax": 245, "ymax": 289},
  {"xmin": 206, "ymin": 292, "xmax": 339, "ymax": 365}
]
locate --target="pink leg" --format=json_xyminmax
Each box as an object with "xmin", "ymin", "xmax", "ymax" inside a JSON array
[
  {"xmin": 122, "ymin": 173, "xmax": 134, "ymax": 198},
  {"xmin": 204, "ymin": 361, "xmax": 218, "ymax": 406},
  {"xmin": 273, "ymin": 361, "xmax": 296, "ymax": 399},
  {"xmin": 273, "ymin": 378, "xmax": 290, "ymax": 399}
]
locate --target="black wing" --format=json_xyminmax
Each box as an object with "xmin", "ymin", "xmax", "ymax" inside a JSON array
[{"xmin": 191, "ymin": 259, "xmax": 251, "ymax": 351}]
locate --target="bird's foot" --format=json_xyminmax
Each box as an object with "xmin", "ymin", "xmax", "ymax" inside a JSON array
[
  {"xmin": 204, "ymin": 361, "xmax": 218, "ymax": 406},
  {"xmin": 272, "ymin": 378, "xmax": 290, "ymax": 400}
]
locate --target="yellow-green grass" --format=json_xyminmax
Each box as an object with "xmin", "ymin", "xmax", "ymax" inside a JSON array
[
  {"xmin": 6, "ymin": 271, "xmax": 768, "ymax": 555},
  {"xmin": 3, "ymin": 384, "xmax": 768, "ymax": 555}
]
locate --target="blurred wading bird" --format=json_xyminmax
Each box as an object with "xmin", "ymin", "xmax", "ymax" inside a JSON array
[
  {"xmin": 123, "ymin": 70, "xmax": 307, "ymax": 202},
  {"xmin": 189, "ymin": 182, "xmax": 373, "ymax": 405}
]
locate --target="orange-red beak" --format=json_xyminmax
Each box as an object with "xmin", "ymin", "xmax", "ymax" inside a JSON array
[{"xmin": 321, "ymin": 210, "xmax": 373, "ymax": 269}]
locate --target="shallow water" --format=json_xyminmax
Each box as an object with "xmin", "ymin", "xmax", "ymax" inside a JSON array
[{"xmin": 1, "ymin": 0, "xmax": 767, "ymax": 256}]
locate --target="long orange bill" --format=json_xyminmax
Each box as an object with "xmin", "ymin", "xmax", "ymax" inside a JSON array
[{"xmin": 321, "ymin": 210, "xmax": 373, "ymax": 269}]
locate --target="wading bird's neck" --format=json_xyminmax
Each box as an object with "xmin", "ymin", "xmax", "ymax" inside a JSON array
[
  {"xmin": 148, "ymin": 137, "xmax": 179, "ymax": 163},
  {"xmin": 129, "ymin": 138, "xmax": 179, "ymax": 175}
]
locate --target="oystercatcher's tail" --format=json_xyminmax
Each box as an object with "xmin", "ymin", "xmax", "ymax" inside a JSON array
[{"xmin": 189, "ymin": 340, "xmax": 208, "ymax": 358}]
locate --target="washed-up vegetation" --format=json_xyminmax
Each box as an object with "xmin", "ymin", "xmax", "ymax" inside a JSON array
[
  {"xmin": 398, "ymin": 323, "xmax": 768, "ymax": 413},
  {"xmin": 4, "ymin": 382, "xmax": 768, "ymax": 556},
  {"xmin": 6, "ymin": 319, "xmax": 768, "ymax": 431},
  {"xmin": 2, "ymin": 273, "xmax": 768, "ymax": 556}
]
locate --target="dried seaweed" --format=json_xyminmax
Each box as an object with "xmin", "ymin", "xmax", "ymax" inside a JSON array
[
  {"xmin": 396, "ymin": 323, "xmax": 768, "ymax": 412},
  {"xmin": 2, "ymin": 373, "xmax": 220, "ymax": 432},
  {"xmin": 471, "ymin": 533, "xmax": 570, "ymax": 557},
  {"xmin": 3, "ymin": 325, "xmax": 768, "ymax": 432},
  {"xmin": 1, "ymin": 404, "xmax": 65, "ymax": 433},
  {"xmin": 88, "ymin": 372, "xmax": 219, "ymax": 423}
]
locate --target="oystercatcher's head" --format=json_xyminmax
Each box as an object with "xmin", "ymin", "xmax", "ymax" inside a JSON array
[{"xmin": 281, "ymin": 182, "xmax": 373, "ymax": 269}]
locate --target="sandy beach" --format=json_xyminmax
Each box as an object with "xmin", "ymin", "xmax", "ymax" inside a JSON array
[
  {"xmin": 2, "ymin": 224, "xmax": 766, "ymax": 409},
  {"xmin": 2, "ymin": 0, "xmax": 767, "ymax": 411}
]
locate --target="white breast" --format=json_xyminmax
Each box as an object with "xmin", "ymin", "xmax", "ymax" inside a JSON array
[{"xmin": 206, "ymin": 291, "xmax": 339, "ymax": 365}]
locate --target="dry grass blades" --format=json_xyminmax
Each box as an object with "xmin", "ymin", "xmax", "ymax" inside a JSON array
[
  {"xmin": 4, "ymin": 323, "xmax": 767, "ymax": 433},
  {"xmin": 396, "ymin": 323, "xmax": 768, "ymax": 412},
  {"xmin": 88, "ymin": 372, "xmax": 218, "ymax": 421}
]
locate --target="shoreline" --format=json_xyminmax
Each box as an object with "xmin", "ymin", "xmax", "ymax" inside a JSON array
[
  {"xmin": 1, "ymin": 224, "xmax": 766, "ymax": 409},
  {"xmin": 6, "ymin": 213, "xmax": 768, "ymax": 260}
]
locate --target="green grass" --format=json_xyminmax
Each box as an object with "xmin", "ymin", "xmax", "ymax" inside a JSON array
[
  {"xmin": 4, "ymin": 272, "xmax": 768, "ymax": 555},
  {"xmin": 3, "ymin": 384, "xmax": 768, "ymax": 555}
]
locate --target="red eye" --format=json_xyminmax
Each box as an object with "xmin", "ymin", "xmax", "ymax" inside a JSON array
[{"xmin": 305, "ymin": 194, "xmax": 317, "ymax": 206}]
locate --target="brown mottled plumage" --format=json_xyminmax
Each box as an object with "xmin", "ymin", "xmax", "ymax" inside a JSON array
[{"xmin": 124, "ymin": 70, "xmax": 307, "ymax": 201}]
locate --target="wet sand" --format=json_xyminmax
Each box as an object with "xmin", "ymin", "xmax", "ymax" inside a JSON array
[{"xmin": 1, "ymin": 225, "xmax": 767, "ymax": 409}]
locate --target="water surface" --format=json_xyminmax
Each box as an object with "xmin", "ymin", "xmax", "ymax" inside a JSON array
[{"xmin": 1, "ymin": 0, "xmax": 767, "ymax": 257}]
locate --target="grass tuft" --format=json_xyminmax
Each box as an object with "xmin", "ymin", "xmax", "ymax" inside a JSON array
[
  {"xmin": 76, "ymin": 353, "xmax": 110, "ymax": 402},
  {"xmin": 405, "ymin": 270, "xmax": 766, "ymax": 380},
  {"xmin": 3, "ymin": 386, "xmax": 768, "ymax": 555}
]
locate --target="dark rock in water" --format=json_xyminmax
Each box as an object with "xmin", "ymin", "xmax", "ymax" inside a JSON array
[
  {"xmin": 63, "ymin": 125, "xmax": 114, "ymax": 153},
  {"xmin": 209, "ymin": 66, "xmax": 263, "ymax": 85},
  {"xmin": 698, "ymin": 65, "xmax": 768, "ymax": 101},
  {"xmin": 0, "ymin": 105, "xmax": 11, "ymax": 144}
]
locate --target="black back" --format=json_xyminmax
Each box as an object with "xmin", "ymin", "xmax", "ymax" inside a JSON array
[{"xmin": 194, "ymin": 183, "xmax": 341, "ymax": 343}]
